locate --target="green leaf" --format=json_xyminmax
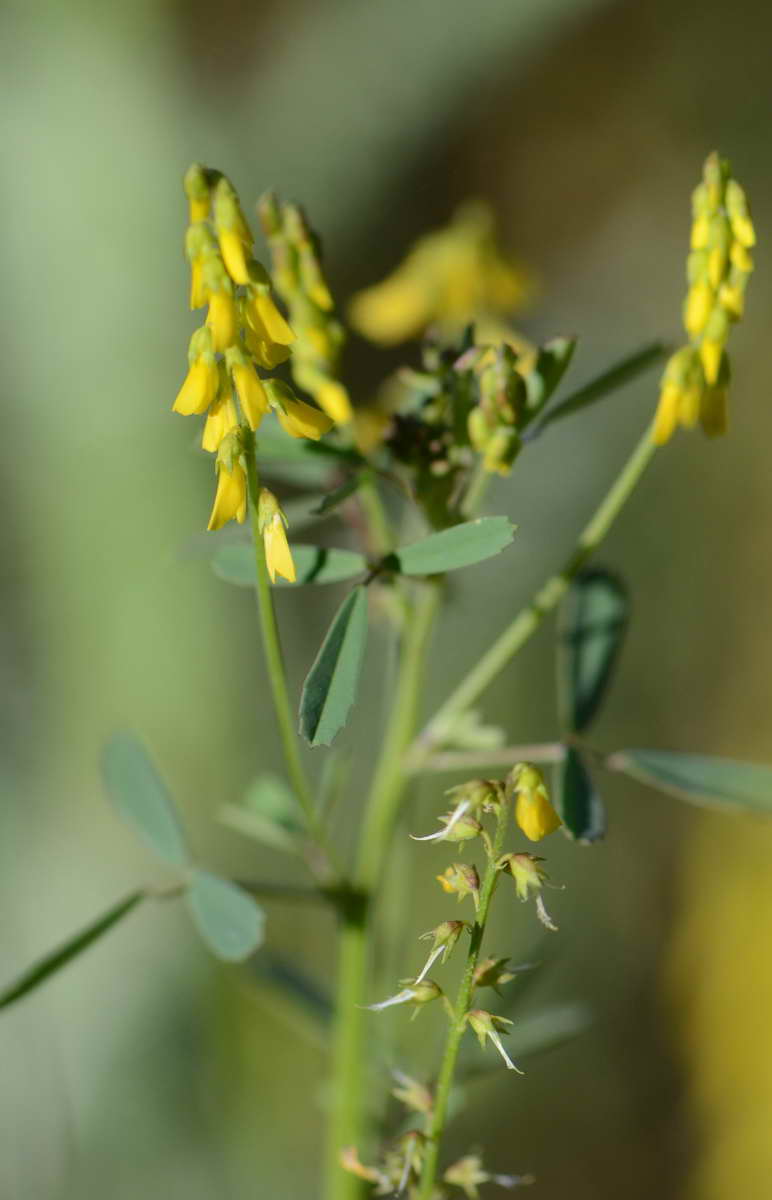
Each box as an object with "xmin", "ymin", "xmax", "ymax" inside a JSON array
[
  {"xmin": 389, "ymin": 517, "xmax": 516, "ymax": 576},
  {"xmin": 607, "ymin": 749, "xmax": 772, "ymax": 815},
  {"xmin": 556, "ymin": 747, "xmax": 605, "ymax": 843},
  {"xmin": 186, "ymin": 871, "xmax": 265, "ymax": 962},
  {"xmin": 522, "ymin": 336, "xmax": 577, "ymax": 416},
  {"xmin": 299, "ymin": 586, "xmax": 368, "ymax": 746},
  {"xmin": 212, "ymin": 544, "xmax": 366, "ymax": 588},
  {"xmin": 559, "ymin": 567, "xmax": 628, "ymax": 732},
  {"xmin": 0, "ymin": 892, "xmax": 143, "ymax": 1013},
  {"xmin": 220, "ymin": 773, "xmax": 304, "ymax": 853},
  {"xmin": 102, "ymin": 734, "xmax": 189, "ymax": 866},
  {"xmin": 311, "ymin": 474, "xmax": 364, "ymax": 516},
  {"xmin": 530, "ymin": 341, "xmax": 668, "ymax": 436}
]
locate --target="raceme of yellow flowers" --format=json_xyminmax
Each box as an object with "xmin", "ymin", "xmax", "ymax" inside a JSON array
[
  {"xmin": 172, "ymin": 164, "xmax": 345, "ymax": 579},
  {"xmin": 653, "ymin": 152, "xmax": 755, "ymax": 445}
]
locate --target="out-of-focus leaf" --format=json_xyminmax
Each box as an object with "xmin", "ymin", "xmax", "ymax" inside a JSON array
[
  {"xmin": 0, "ymin": 892, "xmax": 144, "ymax": 1013},
  {"xmin": 311, "ymin": 474, "xmax": 364, "ymax": 516},
  {"xmin": 248, "ymin": 949, "xmax": 332, "ymax": 1051},
  {"xmin": 186, "ymin": 871, "xmax": 265, "ymax": 962},
  {"xmin": 530, "ymin": 341, "xmax": 667, "ymax": 436},
  {"xmin": 559, "ymin": 567, "xmax": 628, "ymax": 732},
  {"xmin": 212, "ymin": 543, "xmax": 366, "ymax": 587},
  {"xmin": 220, "ymin": 773, "xmax": 304, "ymax": 853},
  {"xmin": 299, "ymin": 586, "xmax": 368, "ymax": 746},
  {"xmin": 102, "ymin": 733, "xmax": 189, "ymax": 866},
  {"xmin": 522, "ymin": 336, "xmax": 576, "ymax": 416},
  {"xmin": 556, "ymin": 747, "xmax": 605, "ymax": 843},
  {"xmin": 388, "ymin": 517, "xmax": 516, "ymax": 576},
  {"xmin": 606, "ymin": 749, "xmax": 772, "ymax": 815}
]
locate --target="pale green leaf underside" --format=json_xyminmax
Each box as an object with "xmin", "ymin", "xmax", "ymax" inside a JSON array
[
  {"xmin": 391, "ymin": 517, "xmax": 516, "ymax": 576},
  {"xmin": 609, "ymin": 749, "xmax": 772, "ymax": 814},
  {"xmin": 102, "ymin": 733, "xmax": 188, "ymax": 866},
  {"xmin": 186, "ymin": 871, "xmax": 265, "ymax": 962}
]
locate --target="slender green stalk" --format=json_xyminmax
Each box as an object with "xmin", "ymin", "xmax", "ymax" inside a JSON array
[
  {"xmin": 413, "ymin": 424, "xmax": 657, "ymax": 761},
  {"xmin": 461, "ymin": 460, "xmax": 492, "ymax": 517},
  {"xmin": 242, "ymin": 432, "xmax": 316, "ymax": 825},
  {"xmin": 325, "ymin": 580, "xmax": 443, "ymax": 1200},
  {"xmin": 416, "ymin": 799, "xmax": 510, "ymax": 1199}
]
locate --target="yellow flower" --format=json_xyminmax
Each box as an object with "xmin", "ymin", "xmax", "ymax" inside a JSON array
[
  {"xmin": 242, "ymin": 317, "xmax": 292, "ymax": 369},
  {"xmin": 348, "ymin": 202, "xmax": 531, "ymax": 345},
  {"xmin": 278, "ymin": 398, "xmax": 333, "ymax": 440},
  {"xmin": 189, "ymin": 257, "xmax": 206, "ymax": 309},
  {"xmin": 207, "ymin": 435, "xmax": 247, "ymax": 531},
  {"xmin": 184, "ymin": 163, "xmax": 212, "ymax": 224},
  {"xmin": 257, "ymin": 488, "xmax": 296, "ymax": 584},
  {"xmin": 174, "ymin": 327, "xmax": 218, "ymax": 415},
  {"xmin": 231, "ymin": 362, "xmax": 269, "ymax": 431},
  {"xmin": 311, "ymin": 377, "xmax": 353, "ymax": 424},
  {"xmin": 206, "ymin": 289, "xmax": 238, "ymax": 352},
  {"xmin": 508, "ymin": 763, "xmax": 561, "ymax": 842},
  {"xmin": 201, "ymin": 376, "xmax": 238, "ymax": 453},
  {"xmin": 245, "ymin": 287, "xmax": 294, "ymax": 346},
  {"xmin": 265, "ymin": 380, "xmax": 334, "ymax": 440}
]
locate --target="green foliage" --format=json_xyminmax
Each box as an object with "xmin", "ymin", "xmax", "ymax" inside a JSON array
[
  {"xmin": 522, "ymin": 336, "xmax": 576, "ymax": 417},
  {"xmin": 529, "ymin": 341, "xmax": 668, "ymax": 436},
  {"xmin": 102, "ymin": 733, "xmax": 189, "ymax": 866},
  {"xmin": 220, "ymin": 773, "xmax": 305, "ymax": 853},
  {"xmin": 387, "ymin": 517, "xmax": 516, "ymax": 576},
  {"xmin": 299, "ymin": 586, "xmax": 369, "ymax": 745},
  {"xmin": 186, "ymin": 871, "xmax": 265, "ymax": 962},
  {"xmin": 559, "ymin": 567, "xmax": 628, "ymax": 733},
  {"xmin": 556, "ymin": 747, "xmax": 605, "ymax": 843},
  {"xmin": 607, "ymin": 749, "xmax": 772, "ymax": 814},
  {"xmin": 213, "ymin": 543, "xmax": 366, "ymax": 587},
  {"xmin": 0, "ymin": 892, "xmax": 144, "ymax": 1012}
]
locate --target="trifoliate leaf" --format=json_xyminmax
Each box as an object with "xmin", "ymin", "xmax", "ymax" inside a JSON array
[
  {"xmin": 299, "ymin": 586, "xmax": 368, "ymax": 746},
  {"xmin": 607, "ymin": 749, "xmax": 772, "ymax": 815},
  {"xmin": 102, "ymin": 733, "xmax": 189, "ymax": 866},
  {"xmin": 186, "ymin": 871, "xmax": 265, "ymax": 962},
  {"xmin": 212, "ymin": 543, "xmax": 366, "ymax": 587},
  {"xmin": 388, "ymin": 517, "xmax": 516, "ymax": 576},
  {"xmin": 559, "ymin": 567, "xmax": 628, "ymax": 733}
]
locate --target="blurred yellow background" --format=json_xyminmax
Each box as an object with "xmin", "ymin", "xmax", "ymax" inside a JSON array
[{"xmin": 1, "ymin": 1, "xmax": 771, "ymax": 1197}]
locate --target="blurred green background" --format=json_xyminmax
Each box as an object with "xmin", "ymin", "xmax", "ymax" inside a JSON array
[{"xmin": 2, "ymin": 1, "xmax": 771, "ymax": 1197}]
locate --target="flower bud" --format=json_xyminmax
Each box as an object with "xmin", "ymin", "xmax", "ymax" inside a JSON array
[
  {"xmin": 436, "ymin": 863, "xmax": 480, "ymax": 910},
  {"xmin": 467, "ymin": 1009, "xmax": 522, "ymax": 1073},
  {"xmin": 507, "ymin": 763, "xmax": 561, "ymax": 842},
  {"xmin": 414, "ymin": 920, "xmax": 468, "ymax": 983},
  {"xmin": 473, "ymin": 955, "xmax": 516, "ymax": 993},
  {"xmin": 184, "ymin": 162, "xmax": 213, "ymax": 224},
  {"xmin": 365, "ymin": 978, "xmax": 443, "ymax": 1015},
  {"xmin": 257, "ymin": 488, "xmax": 296, "ymax": 584}
]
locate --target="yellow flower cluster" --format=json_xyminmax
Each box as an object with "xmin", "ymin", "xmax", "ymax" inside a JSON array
[
  {"xmin": 348, "ymin": 201, "xmax": 531, "ymax": 346},
  {"xmin": 258, "ymin": 193, "xmax": 353, "ymax": 426},
  {"xmin": 654, "ymin": 152, "xmax": 755, "ymax": 445},
  {"xmin": 173, "ymin": 164, "xmax": 336, "ymax": 538}
]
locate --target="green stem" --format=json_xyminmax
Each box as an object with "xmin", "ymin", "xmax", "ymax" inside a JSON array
[
  {"xmin": 461, "ymin": 460, "xmax": 492, "ymax": 517},
  {"xmin": 242, "ymin": 432, "xmax": 317, "ymax": 828},
  {"xmin": 324, "ymin": 580, "xmax": 443, "ymax": 1200},
  {"xmin": 417, "ymin": 800, "xmax": 509, "ymax": 1199},
  {"xmin": 414, "ymin": 423, "xmax": 657, "ymax": 761}
]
